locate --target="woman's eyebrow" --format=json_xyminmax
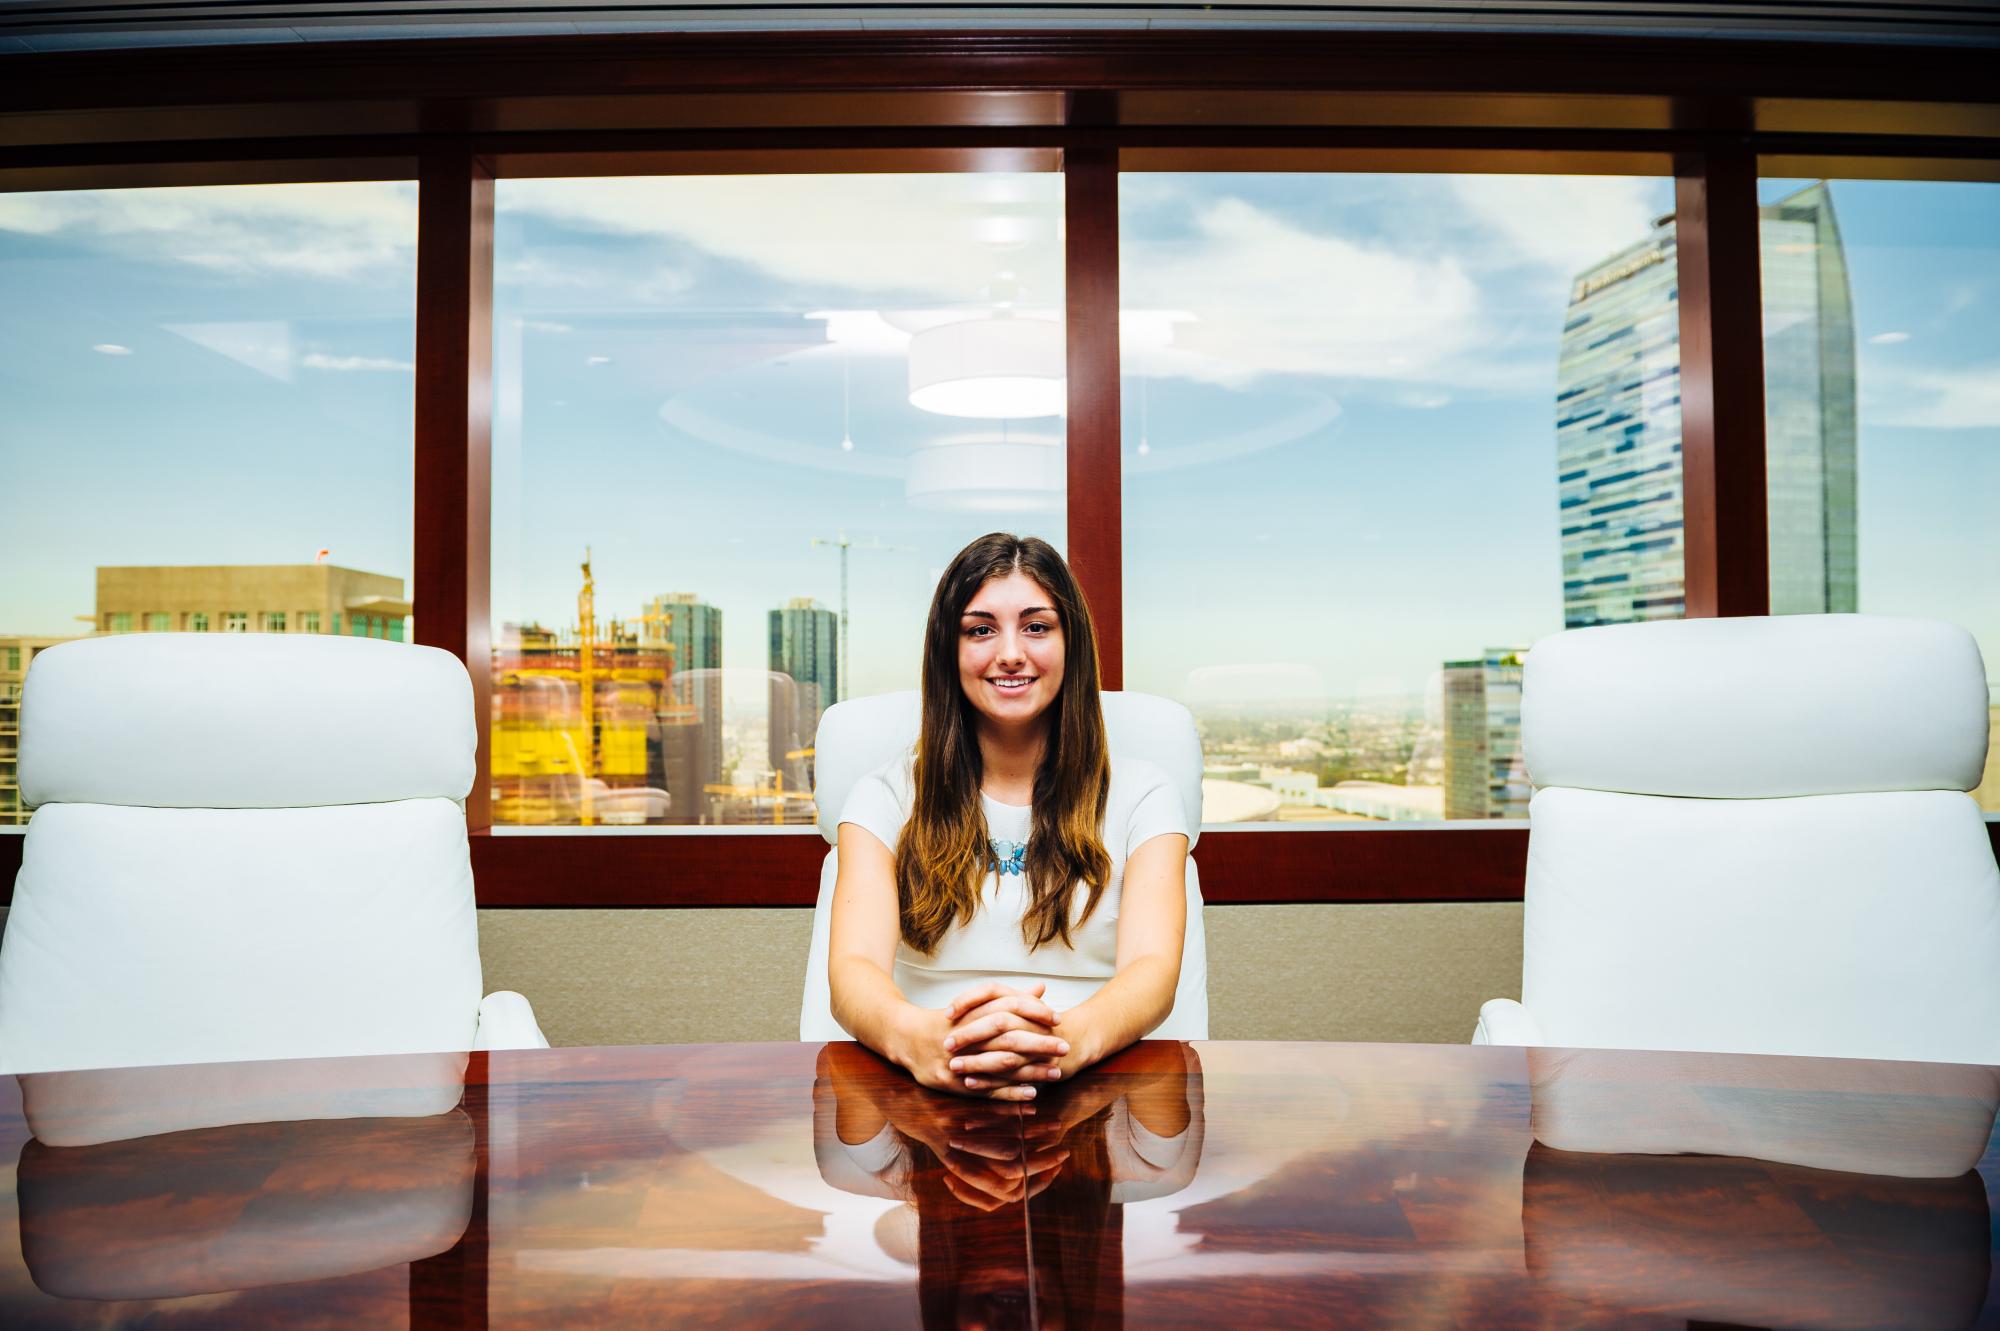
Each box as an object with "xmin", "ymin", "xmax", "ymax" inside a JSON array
[{"xmin": 960, "ymin": 606, "xmax": 1056, "ymax": 620}]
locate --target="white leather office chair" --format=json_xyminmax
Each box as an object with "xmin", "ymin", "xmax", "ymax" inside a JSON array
[
  {"xmin": 800, "ymin": 690, "xmax": 1209, "ymax": 1040},
  {"xmin": 0, "ymin": 633, "xmax": 547, "ymax": 1075},
  {"xmin": 1473, "ymin": 614, "xmax": 2000, "ymax": 1064}
]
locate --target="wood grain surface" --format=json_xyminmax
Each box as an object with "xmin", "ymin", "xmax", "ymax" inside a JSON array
[{"xmin": 1, "ymin": 1040, "xmax": 1996, "ymax": 1328}]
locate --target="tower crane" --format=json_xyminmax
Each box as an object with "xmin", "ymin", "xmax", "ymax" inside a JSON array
[{"xmin": 809, "ymin": 532, "xmax": 912, "ymax": 703}]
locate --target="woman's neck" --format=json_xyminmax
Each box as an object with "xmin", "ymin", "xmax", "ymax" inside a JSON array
[{"xmin": 975, "ymin": 715, "xmax": 1048, "ymax": 806}]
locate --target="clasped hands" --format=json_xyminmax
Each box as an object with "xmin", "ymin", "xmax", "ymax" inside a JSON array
[{"xmin": 918, "ymin": 980, "xmax": 1072, "ymax": 1101}]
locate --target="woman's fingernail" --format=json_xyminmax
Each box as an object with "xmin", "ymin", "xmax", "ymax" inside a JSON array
[
  {"xmin": 1057, "ymin": 1043, "xmax": 1069, "ymax": 1054},
  {"xmin": 949, "ymin": 1058, "xmax": 963, "ymax": 1072},
  {"xmin": 1049, "ymin": 1068, "xmax": 1061, "ymax": 1079},
  {"xmin": 1021, "ymin": 1087, "xmax": 1037, "ymax": 1099}
]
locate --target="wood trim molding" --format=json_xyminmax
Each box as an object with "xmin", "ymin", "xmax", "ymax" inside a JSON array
[
  {"xmin": 1064, "ymin": 143, "xmax": 1123, "ymax": 688},
  {"xmin": 414, "ymin": 150, "xmax": 496, "ymax": 831},
  {"xmin": 4, "ymin": 823, "xmax": 2000, "ymax": 908},
  {"xmin": 465, "ymin": 825, "xmax": 1530, "ymax": 906},
  {"xmin": 1675, "ymin": 145, "xmax": 1770, "ymax": 618}
]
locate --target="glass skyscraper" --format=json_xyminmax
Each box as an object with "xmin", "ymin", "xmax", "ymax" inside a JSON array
[
  {"xmin": 1555, "ymin": 181, "xmax": 1856, "ymax": 628},
  {"xmin": 644, "ymin": 592, "xmax": 724, "ymax": 824},
  {"xmin": 1442, "ymin": 649, "xmax": 1529, "ymax": 820},
  {"xmin": 1762, "ymin": 183, "xmax": 1858, "ymax": 615},
  {"xmin": 769, "ymin": 597, "xmax": 839, "ymax": 793}
]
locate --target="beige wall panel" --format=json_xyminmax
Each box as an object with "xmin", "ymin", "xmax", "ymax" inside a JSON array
[
  {"xmin": 476, "ymin": 903, "xmax": 1523, "ymax": 1049},
  {"xmin": 478, "ymin": 907, "xmax": 814, "ymax": 1048},
  {"xmin": 1204, "ymin": 902, "xmax": 1523, "ymax": 1045},
  {"xmin": 0, "ymin": 903, "xmax": 1521, "ymax": 1049}
]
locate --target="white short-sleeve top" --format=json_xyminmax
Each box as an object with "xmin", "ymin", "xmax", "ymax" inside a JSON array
[{"xmin": 838, "ymin": 750, "xmax": 1189, "ymax": 1014}]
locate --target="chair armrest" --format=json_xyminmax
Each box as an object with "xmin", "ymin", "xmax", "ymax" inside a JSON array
[
  {"xmin": 474, "ymin": 991, "xmax": 550, "ymax": 1051},
  {"xmin": 1471, "ymin": 998, "xmax": 1545, "ymax": 1047}
]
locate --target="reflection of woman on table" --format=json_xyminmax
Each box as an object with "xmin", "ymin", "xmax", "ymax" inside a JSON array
[
  {"xmin": 815, "ymin": 1040, "xmax": 1203, "ymax": 1331},
  {"xmin": 828, "ymin": 533, "xmax": 1192, "ymax": 1101}
]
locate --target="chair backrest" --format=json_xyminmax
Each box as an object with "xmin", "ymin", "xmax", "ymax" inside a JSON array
[
  {"xmin": 0, "ymin": 633, "xmax": 485, "ymax": 1074},
  {"xmin": 1519, "ymin": 614, "xmax": 2000, "ymax": 1064},
  {"xmin": 800, "ymin": 690, "xmax": 1209, "ymax": 1040}
]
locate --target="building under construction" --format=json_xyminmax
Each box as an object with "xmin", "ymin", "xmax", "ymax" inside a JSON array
[{"xmin": 491, "ymin": 554, "xmax": 697, "ymax": 827}]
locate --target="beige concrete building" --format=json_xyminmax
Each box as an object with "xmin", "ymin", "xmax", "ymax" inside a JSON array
[{"xmin": 95, "ymin": 564, "xmax": 411, "ymax": 641}]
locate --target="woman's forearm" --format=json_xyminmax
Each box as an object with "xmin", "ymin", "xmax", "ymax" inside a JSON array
[
  {"xmin": 1054, "ymin": 953, "xmax": 1180, "ymax": 1075},
  {"xmin": 829, "ymin": 955, "xmax": 939, "ymax": 1072}
]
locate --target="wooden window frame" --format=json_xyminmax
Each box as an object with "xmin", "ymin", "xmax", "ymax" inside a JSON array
[{"xmin": 1, "ymin": 31, "xmax": 1997, "ymax": 905}]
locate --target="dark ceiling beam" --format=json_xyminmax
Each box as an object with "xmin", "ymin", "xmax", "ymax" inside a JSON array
[{"xmin": 5, "ymin": 31, "xmax": 2000, "ymax": 119}]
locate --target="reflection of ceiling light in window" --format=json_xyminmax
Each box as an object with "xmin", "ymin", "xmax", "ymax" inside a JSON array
[
  {"xmin": 907, "ymin": 316, "xmax": 1064, "ymax": 419},
  {"xmin": 907, "ymin": 433, "xmax": 1064, "ymax": 512}
]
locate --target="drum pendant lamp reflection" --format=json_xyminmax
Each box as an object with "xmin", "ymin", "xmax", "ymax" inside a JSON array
[{"xmin": 905, "ymin": 315, "xmax": 1065, "ymax": 419}]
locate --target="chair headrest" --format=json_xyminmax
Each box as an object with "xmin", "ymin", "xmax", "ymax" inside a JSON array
[
  {"xmin": 812, "ymin": 690, "xmax": 1205, "ymax": 848},
  {"xmin": 20, "ymin": 634, "xmax": 476, "ymax": 809},
  {"xmin": 1522, "ymin": 615, "xmax": 1990, "ymax": 798}
]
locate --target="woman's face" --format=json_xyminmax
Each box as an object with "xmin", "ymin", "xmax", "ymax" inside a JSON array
[{"xmin": 957, "ymin": 571, "xmax": 1066, "ymax": 732}]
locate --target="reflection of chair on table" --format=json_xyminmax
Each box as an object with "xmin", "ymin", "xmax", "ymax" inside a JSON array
[
  {"xmin": 16, "ymin": 1055, "xmax": 475, "ymax": 1302},
  {"xmin": 1521, "ymin": 1045, "xmax": 2000, "ymax": 1331},
  {"xmin": 1522, "ymin": 1145, "xmax": 1990, "ymax": 1331}
]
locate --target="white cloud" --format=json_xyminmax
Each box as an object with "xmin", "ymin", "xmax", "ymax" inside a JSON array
[
  {"xmin": 499, "ymin": 175, "xmax": 1063, "ymax": 303},
  {"xmin": 1447, "ymin": 175, "xmax": 1663, "ymax": 274},
  {"xmin": 1872, "ymin": 364, "xmax": 2000, "ymax": 429},
  {"xmin": 0, "ymin": 181, "xmax": 416, "ymax": 279},
  {"xmin": 1869, "ymin": 330, "xmax": 1911, "ymax": 345},
  {"xmin": 90, "ymin": 343, "xmax": 132, "ymax": 356},
  {"xmin": 1124, "ymin": 197, "xmax": 1481, "ymax": 387},
  {"xmin": 300, "ymin": 352, "xmax": 413, "ymax": 373}
]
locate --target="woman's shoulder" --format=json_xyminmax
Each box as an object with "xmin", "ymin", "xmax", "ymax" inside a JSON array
[{"xmin": 836, "ymin": 745, "xmax": 917, "ymax": 845}]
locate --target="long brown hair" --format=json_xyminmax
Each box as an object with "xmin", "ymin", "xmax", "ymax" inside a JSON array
[{"xmin": 895, "ymin": 533, "xmax": 1112, "ymax": 954}]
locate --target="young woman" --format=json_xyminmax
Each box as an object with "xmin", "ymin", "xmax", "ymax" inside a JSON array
[{"xmin": 828, "ymin": 532, "xmax": 1191, "ymax": 1100}]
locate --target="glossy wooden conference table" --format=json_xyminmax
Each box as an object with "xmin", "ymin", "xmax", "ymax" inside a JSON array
[{"xmin": 3, "ymin": 1038, "xmax": 1999, "ymax": 1329}]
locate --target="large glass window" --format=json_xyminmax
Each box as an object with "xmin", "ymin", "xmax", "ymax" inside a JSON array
[
  {"xmin": 1120, "ymin": 172, "xmax": 1677, "ymax": 825},
  {"xmin": 491, "ymin": 173, "xmax": 1066, "ymax": 828},
  {"xmin": 0, "ymin": 182, "xmax": 418, "ymax": 808},
  {"xmin": 1759, "ymin": 177, "xmax": 2000, "ymax": 811}
]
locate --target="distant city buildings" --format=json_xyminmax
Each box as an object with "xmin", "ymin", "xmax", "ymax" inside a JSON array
[
  {"xmin": 1554, "ymin": 181, "xmax": 1857, "ymax": 628},
  {"xmin": 0, "ymin": 634, "xmax": 74, "ymax": 826},
  {"xmin": 96, "ymin": 563, "xmax": 411, "ymax": 640},
  {"xmin": 1442, "ymin": 649, "xmax": 1529, "ymax": 820},
  {"xmin": 643, "ymin": 592, "xmax": 724, "ymax": 824},
  {"xmin": 769, "ymin": 596, "xmax": 838, "ymax": 793}
]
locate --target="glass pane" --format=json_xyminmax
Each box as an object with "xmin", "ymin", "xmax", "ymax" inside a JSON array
[
  {"xmin": 1759, "ymin": 178, "xmax": 2000, "ymax": 811},
  {"xmin": 1121, "ymin": 173, "xmax": 1677, "ymax": 824},
  {"xmin": 492, "ymin": 174, "xmax": 1067, "ymax": 828},
  {"xmin": 0, "ymin": 182, "xmax": 419, "ymax": 827}
]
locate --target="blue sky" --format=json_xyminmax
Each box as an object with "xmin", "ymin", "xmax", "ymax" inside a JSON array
[{"xmin": 1, "ymin": 174, "xmax": 1993, "ymax": 707}]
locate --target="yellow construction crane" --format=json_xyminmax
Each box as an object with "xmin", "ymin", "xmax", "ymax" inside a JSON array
[{"xmin": 703, "ymin": 745, "xmax": 817, "ymax": 826}]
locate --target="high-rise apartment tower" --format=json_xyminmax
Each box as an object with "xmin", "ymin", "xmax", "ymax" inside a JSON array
[{"xmin": 1555, "ymin": 182, "xmax": 1856, "ymax": 627}]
